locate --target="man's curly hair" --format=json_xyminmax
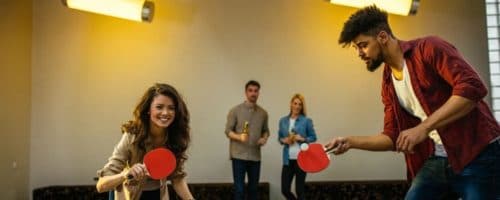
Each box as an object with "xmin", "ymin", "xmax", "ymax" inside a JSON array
[{"xmin": 338, "ymin": 5, "xmax": 393, "ymax": 47}]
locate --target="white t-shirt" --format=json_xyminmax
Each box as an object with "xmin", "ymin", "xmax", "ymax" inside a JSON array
[
  {"xmin": 288, "ymin": 118, "xmax": 300, "ymax": 159},
  {"xmin": 392, "ymin": 62, "xmax": 447, "ymax": 157}
]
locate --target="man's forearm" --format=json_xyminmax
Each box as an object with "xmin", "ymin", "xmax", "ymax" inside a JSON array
[
  {"xmin": 227, "ymin": 131, "xmax": 241, "ymax": 141},
  {"xmin": 420, "ymin": 95, "xmax": 476, "ymax": 132},
  {"xmin": 348, "ymin": 134, "xmax": 394, "ymax": 151}
]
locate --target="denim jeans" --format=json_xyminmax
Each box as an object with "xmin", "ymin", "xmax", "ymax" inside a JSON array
[
  {"xmin": 405, "ymin": 140, "xmax": 500, "ymax": 200},
  {"xmin": 232, "ymin": 158, "xmax": 261, "ymax": 200}
]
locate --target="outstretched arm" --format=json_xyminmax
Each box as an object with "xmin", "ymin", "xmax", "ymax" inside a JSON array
[{"xmin": 325, "ymin": 133, "xmax": 393, "ymax": 155}]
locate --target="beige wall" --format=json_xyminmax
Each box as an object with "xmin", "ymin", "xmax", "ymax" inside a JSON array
[
  {"xmin": 29, "ymin": 0, "xmax": 489, "ymax": 199},
  {"xmin": 0, "ymin": 0, "xmax": 32, "ymax": 199}
]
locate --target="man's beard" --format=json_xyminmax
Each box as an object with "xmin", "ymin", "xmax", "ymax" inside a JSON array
[
  {"xmin": 248, "ymin": 96, "xmax": 257, "ymax": 103},
  {"xmin": 366, "ymin": 52, "xmax": 384, "ymax": 72}
]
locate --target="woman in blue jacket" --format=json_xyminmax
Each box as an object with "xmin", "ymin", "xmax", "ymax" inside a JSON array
[{"xmin": 278, "ymin": 94, "xmax": 317, "ymax": 200}]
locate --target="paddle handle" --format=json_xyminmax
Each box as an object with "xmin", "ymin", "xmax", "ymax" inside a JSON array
[
  {"xmin": 324, "ymin": 146, "xmax": 337, "ymax": 154},
  {"xmin": 125, "ymin": 163, "xmax": 149, "ymax": 180}
]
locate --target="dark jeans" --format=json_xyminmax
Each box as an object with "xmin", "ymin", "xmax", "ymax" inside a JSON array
[
  {"xmin": 232, "ymin": 158, "xmax": 261, "ymax": 200},
  {"xmin": 281, "ymin": 160, "xmax": 307, "ymax": 200},
  {"xmin": 140, "ymin": 188, "xmax": 160, "ymax": 200},
  {"xmin": 405, "ymin": 140, "xmax": 500, "ymax": 200}
]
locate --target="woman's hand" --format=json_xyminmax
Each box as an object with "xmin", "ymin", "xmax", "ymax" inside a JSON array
[
  {"xmin": 294, "ymin": 134, "xmax": 305, "ymax": 142},
  {"xmin": 281, "ymin": 137, "xmax": 293, "ymax": 144},
  {"xmin": 125, "ymin": 163, "xmax": 149, "ymax": 181}
]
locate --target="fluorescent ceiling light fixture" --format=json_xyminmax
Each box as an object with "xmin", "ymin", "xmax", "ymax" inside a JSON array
[
  {"xmin": 327, "ymin": 0, "xmax": 420, "ymax": 16},
  {"xmin": 62, "ymin": 0, "xmax": 154, "ymax": 22}
]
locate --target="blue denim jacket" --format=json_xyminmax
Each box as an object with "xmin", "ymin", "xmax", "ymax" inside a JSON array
[{"xmin": 278, "ymin": 114, "xmax": 317, "ymax": 165}]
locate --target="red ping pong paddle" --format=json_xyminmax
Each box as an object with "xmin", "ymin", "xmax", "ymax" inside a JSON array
[
  {"xmin": 128, "ymin": 148, "xmax": 176, "ymax": 180},
  {"xmin": 297, "ymin": 143, "xmax": 332, "ymax": 173}
]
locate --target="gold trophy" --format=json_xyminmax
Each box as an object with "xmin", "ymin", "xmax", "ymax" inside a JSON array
[
  {"xmin": 288, "ymin": 128, "xmax": 296, "ymax": 144},
  {"xmin": 241, "ymin": 121, "xmax": 249, "ymax": 142}
]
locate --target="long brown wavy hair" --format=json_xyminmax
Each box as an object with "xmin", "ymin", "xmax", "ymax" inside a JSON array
[{"xmin": 121, "ymin": 83, "xmax": 190, "ymax": 179}]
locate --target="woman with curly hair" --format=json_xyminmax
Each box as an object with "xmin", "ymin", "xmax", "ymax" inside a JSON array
[{"xmin": 96, "ymin": 83, "xmax": 194, "ymax": 200}]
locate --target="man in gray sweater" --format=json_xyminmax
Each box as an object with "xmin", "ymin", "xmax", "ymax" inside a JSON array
[{"xmin": 225, "ymin": 80, "xmax": 270, "ymax": 200}]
